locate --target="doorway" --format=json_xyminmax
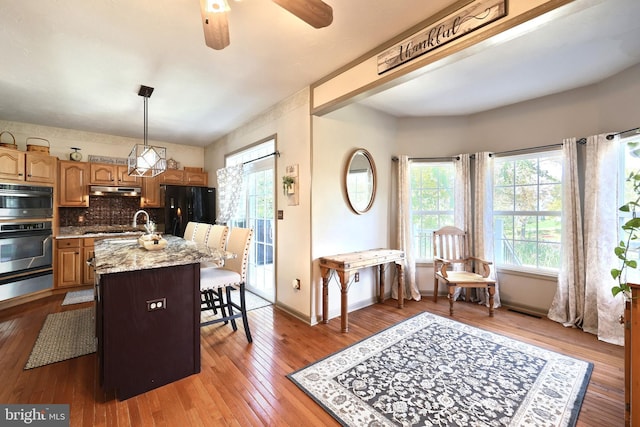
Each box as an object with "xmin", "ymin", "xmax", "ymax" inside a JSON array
[{"xmin": 226, "ymin": 139, "xmax": 276, "ymax": 302}]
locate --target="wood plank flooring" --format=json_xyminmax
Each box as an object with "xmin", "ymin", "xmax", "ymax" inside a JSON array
[{"xmin": 0, "ymin": 294, "xmax": 625, "ymax": 426}]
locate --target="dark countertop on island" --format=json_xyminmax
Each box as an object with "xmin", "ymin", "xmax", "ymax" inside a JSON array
[{"xmin": 94, "ymin": 235, "xmax": 218, "ymax": 275}]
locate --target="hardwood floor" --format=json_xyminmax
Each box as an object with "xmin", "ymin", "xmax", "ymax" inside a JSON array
[{"xmin": 0, "ymin": 294, "xmax": 625, "ymax": 426}]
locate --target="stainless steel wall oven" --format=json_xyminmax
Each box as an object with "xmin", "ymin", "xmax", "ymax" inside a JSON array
[
  {"xmin": 0, "ymin": 220, "xmax": 53, "ymax": 301},
  {"xmin": 0, "ymin": 183, "xmax": 53, "ymax": 218},
  {"xmin": 0, "ymin": 182, "xmax": 54, "ymax": 302}
]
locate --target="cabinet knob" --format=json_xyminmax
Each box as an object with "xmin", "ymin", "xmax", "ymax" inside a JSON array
[{"xmin": 18, "ymin": 173, "xmax": 23, "ymax": 176}]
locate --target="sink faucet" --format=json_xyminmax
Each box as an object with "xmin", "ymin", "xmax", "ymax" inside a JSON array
[{"xmin": 132, "ymin": 210, "xmax": 149, "ymax": 228}]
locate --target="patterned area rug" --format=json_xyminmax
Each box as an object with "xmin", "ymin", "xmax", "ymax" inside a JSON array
[
  {"xmin": 24, "ymin": 307, "xmax": 96, "ymax": 370},
  {"xmin": 288, "ymin": 312, "xmax": 592, "ymax": 427},
  {"xmin": 61, "ymin": 289, "xmax": 94, "ymax": 306}
]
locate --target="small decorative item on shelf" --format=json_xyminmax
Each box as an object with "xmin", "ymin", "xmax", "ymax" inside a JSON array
[
  {"xmin": 282, "ymin": 175, "xmax": 295, "ymax": 195},
  {"xmin": 70, "ymin": 147, "xmax": 83, "ymax": 161},
  {"xmin": 167, "ymin": 158, "xmax": 179, "ymax": 169},
  {"xmin": 26, "ymin": 137, "xmax": 50, "ymax": 154},
  {"xmin": 0, "ymin": 131, "xmax": 17, "ymax": 149}
]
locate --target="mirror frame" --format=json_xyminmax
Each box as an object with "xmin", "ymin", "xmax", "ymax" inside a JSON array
[{"xmin": 344, "ymin": 148, "xmax": 377, "ymax": 214}]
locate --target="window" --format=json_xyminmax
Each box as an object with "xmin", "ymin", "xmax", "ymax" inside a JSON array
[
  {"xmin": 409, "ymin": 161, "xmax": 454, "ymax": 260},
  {"xmin": 493, "ymin": 150, "xmax": 562, "ymax": 272},
  {"xmin": 618, "ymin": 136, "xmax": 640, "ymax": 262}
]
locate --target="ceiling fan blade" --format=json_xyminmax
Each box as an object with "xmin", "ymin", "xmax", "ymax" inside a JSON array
[
  {"xmin": 199, "ymin": 0, "xmax": 230, "ymax": 50},
  {"xmin": 272, "ymin": 0, "xmax": 333, "ymax": 29}
]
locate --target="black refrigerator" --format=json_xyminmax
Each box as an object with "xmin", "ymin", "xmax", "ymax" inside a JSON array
[{"xmin": 163, "ymin": 185, "xmax": 216, "ymax": 237}]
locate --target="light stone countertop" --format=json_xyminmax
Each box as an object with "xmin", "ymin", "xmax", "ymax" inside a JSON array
[
  {"xmin": 57, "ymin": 226, "xmax": 146, "ymax": 239},
  {"xmin": 94, "ymin": 235, "xmax": 222, "ymax": 275}
]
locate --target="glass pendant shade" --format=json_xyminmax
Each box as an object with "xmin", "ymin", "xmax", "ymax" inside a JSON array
[
  {"xmin": 128, "ymin": 144, "xmax": 166, "ymax": 177},
  {"xmin": 128, "ymin": 85, "xmax": 166, "ymax": 177}
]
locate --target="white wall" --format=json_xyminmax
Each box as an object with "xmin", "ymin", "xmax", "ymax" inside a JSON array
[
  {"xmin": 204, "ymin": 89, "xmax": 312, "ymax": 320},
  {"xmin": 311, "ymin": 104, "xmax": 398, "ymax": 322},
  {"xmin": 0, "ymin": 120, "xmax": 204, "ymax": 168}
]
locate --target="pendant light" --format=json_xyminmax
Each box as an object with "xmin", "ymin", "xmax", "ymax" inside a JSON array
[{"xmin": 128, "ymin": 85, "xmax": 167, "ymax": 177}]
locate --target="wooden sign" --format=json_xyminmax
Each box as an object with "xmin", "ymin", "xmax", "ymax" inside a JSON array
[{"xmin": 377, "ymin": 0, "xmax": 507, "ymax": 74}]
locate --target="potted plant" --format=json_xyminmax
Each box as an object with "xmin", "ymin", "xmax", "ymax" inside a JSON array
[
  {"xmin": 282, "ymin": 175, "xmax": 295, "ymax": 195},
  {"xmin": 612, "ymin": 149, "xmax": 640, "ymax": 300}
]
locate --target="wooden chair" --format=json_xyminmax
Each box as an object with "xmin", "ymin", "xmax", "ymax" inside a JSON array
[
  {"xmin": 433, "ymin": 226, "xmax": 496, "ymax": 317},
  {"xmin": 200, "ymin": 227, "xmax": 253, "ymax": 343}
]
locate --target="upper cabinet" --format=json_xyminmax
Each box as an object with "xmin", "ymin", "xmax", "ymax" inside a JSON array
[
  {"xmin": 161, "ymin": 169, "xmax": 208, "ymax": 186},
  {"xmin": 141, "ymin": 175, "xmax": 163, "ymax": 208},
  {"xmin": 90, "ymin": 163, "xmax": 140, "ymax": 186},
  {"xmin": 59, "ymin": 160, "xmax": 89, "ymax": 207},
  {"xmin": 0, "ymin": 148, "xmax": 56, "ymax": 184}
]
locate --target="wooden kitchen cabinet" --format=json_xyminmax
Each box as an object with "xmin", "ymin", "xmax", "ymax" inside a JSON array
[
  {"xmin": 161, "ymin": 169, "xmax": 184, "ymax": 184},
  {"xmin": 161, "ymin": 169, "xmax": 208, "ymax": 186},
  {"xmin": 82, "ymin": 239, "xmax": 95, "ymax": 285},
  {"xmin": 90, "ymin": 163, "xmax": 140, "ymax": 186},
  {"xmin": 56, "ymin": 238, "xmax": 95, "ymax": 288},
  {"xmin": 56, "ymin": 239, "xmax": 82, "ymax": 288},
  {"xmin": 58, "ymin": 160, "xmax": 89, "ymax": 207},
  {"xmin": 185, "ymin": 170, "xmax": 208, "ymax": 186},
  {"xmin": 0, "ymin": 148, "xmax": 56, "ymax": 184},
  {"xmin": 141, "ymin": 175, "xmax": 163, "ymax": 208}
]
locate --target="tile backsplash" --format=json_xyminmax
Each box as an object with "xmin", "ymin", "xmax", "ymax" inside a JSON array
[{"xmin": 59, "ymin": 196, "xmax": 162, "ymax": 227}]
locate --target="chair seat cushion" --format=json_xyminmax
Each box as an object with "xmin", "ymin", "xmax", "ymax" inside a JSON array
[
  {"xmin": 436, "ymin": 271, "xmax": 495, "ymax": 285},
  {"xmin": 200, "ymin": 267, "xmax": 242, "ymax": 290}
]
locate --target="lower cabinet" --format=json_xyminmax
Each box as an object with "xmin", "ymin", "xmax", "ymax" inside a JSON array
[{"xmin": 55, "ymin": 238, "xmax": 94, "ymax": 288}]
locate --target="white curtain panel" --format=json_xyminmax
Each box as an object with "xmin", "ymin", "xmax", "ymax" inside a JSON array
[
  {"xmin": 474, "ymin": 152, "xmax": 501, "ymax": 308},
  {"xmin": 548, "ymin": 138, "xmax": 585, "ymax": 328},
  {"xmin": 582, "ymin": 134, "xmax": 623, "ymax": 345},
  {"xmin": 215, "ymin": 164, "xmax": 244, "ymax": 225},
  {"xmin": 451, "ymin": 153, "xmax": 471, "ymax": 300},
  {"xmin": 394, "ymin": 155, "xmax": 420, "ymax": 301}
]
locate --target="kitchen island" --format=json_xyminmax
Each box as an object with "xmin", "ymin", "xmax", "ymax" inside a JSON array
[{"xmin": 94, "ymin": 235, "xmax": 215, "ymax": 400}]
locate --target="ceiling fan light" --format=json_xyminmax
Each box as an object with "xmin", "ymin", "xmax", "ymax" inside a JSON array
[{"xmin": 206, "ymin": 0, "xmax": 229, "ymax": 13}]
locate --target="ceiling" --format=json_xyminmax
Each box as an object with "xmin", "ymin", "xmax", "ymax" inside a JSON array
[{"xmin": 1, "ymin": 0, "xmax": 639, "ymax": 148}]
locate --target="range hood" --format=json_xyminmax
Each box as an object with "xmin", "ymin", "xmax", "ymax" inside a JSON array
[{"xmin": 89, "ymin": 185, "xmax": 142, "ymax": 196}]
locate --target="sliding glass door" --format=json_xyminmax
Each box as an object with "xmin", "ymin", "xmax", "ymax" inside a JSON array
[{"xmin": 226, "ymin": 140, "xmax": 275, "ymax": 302}]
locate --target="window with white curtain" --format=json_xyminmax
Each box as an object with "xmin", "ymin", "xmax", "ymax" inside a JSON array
[
  {"xmin": 618, "ymin": 136, "xmax": 640, "ymax": 260},
  {"xmin": 409, "ymin": 161, "xmax": 455, "ymax": 261},
  {"xmin": 492, "ymin": 150, "xmax": 563, "ymax": 272}
]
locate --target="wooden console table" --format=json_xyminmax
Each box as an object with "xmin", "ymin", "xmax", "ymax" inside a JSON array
[{"xmin": 320, "ymin": 249, "xmax": 405, "ymax": 333}]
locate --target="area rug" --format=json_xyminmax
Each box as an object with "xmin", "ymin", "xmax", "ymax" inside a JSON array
[
  {"xmin": 61, "ymin": 289, "xmax": 94, "ymax": 306},
  {"xmin": 24, "ymin": 307, "xmax": 96, "ymax": 370},
  {"xmin": 288, "ymin": 312, "xmax": 592, "ymax": 427}
]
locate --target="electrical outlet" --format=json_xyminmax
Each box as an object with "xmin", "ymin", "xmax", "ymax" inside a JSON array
[
  {"xmin": 147, "ymin": 298, "xmax": 166, "ymax": 311},
  {"xmin": 354, "ymin": 272, "xmax": 360, "ymax": 282}
]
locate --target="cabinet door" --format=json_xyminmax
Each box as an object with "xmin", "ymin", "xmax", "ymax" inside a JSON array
[
  {"xmin": 90, "ymin": 163, "xmax": 117, "ymax": 185},
  {"xmin": 25, "ymin": 153, "xmax": 56, "ymax": 183},
  {"xmin": 117, "ymin": 165, "xmax": 141, "ymax": 185},
  {"xmin": 56, "ymin": 246, "xmax": 82, "ymax": 288},
  {"xmin": 161, "ymin": 169, "xmax": 184, "ymax": 184},
  {"xmin": 185, "ymin": 171, "xmax": 208, "ymax": 186},
  {"xmin": 59, "ymin": 161, "xmax": 89, "ymax": 207},
  {"xmin": 141, "ymin": 175, "xmax": 162, "ymax": 208},
  {"xmin": 82, "ymin": 245, "xmax": 95, "ymax": 285},
  {"xmin": 0, "ymin": 148, "xmax": 25, "ymax": 182}
]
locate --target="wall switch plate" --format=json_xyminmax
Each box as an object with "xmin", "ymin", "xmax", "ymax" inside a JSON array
[
  {"xmin": 147, "ymin": 298, "xmax": 166, "ymax": 311},
  {"xmin": 354, "ymin": 272, "xmax": 360, "ymax": 282}
]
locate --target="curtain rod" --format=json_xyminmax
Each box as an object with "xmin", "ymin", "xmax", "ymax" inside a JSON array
[
  {"xmin": 243, "ymin": 151, "xmax": 280, "ymax": 165},
  {"xmin": 391, "ymin": 155, "xmax": 460, "ymax": 162},
  {"xmin": 605, "ymin": 126, "xmax": 640, "ymax": 140},
  {"xmin": 392, "ymin": 126, "xmax": 640, "ymax": 161}
]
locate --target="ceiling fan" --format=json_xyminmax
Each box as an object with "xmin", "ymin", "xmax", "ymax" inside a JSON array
[{"xmin": 199, "ymin": 0, "xmax": 333, "ymax": 50}]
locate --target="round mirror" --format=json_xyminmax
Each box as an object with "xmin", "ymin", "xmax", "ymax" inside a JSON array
[{"xmin": 345, "ymin": 149, "xmax": 376, "ymax": 214}]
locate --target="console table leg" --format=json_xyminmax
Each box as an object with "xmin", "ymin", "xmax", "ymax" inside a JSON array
[
  {"xmin": 321, "ymin": 267, "xmax": 330, "ymax": 324},
  {"xmin": 397, "ymin": 262, "xmax": 405, "ymax": 308},
  {"xmin": 338, "ymin": 271, "xmax": 349, "ymax": 333},
  {"xmin": 378, "ymin": 265, "xmax": 384, "ymax": 303}
]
